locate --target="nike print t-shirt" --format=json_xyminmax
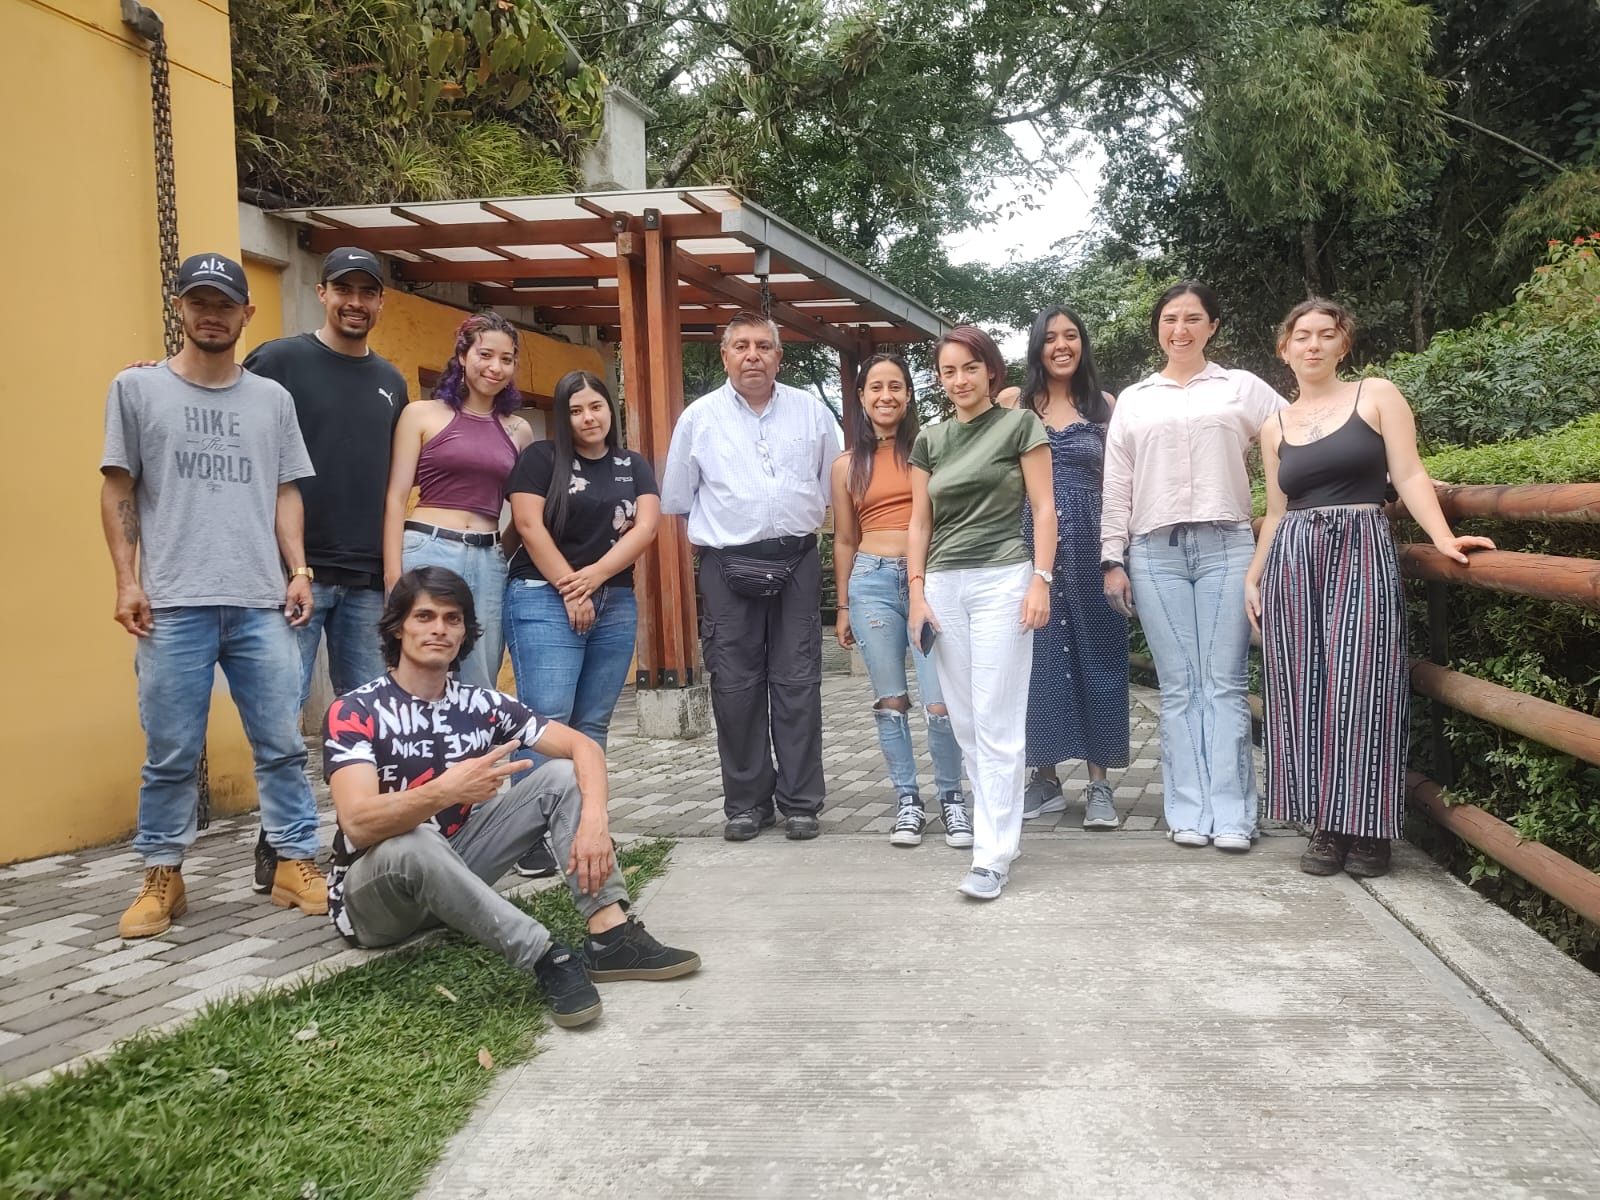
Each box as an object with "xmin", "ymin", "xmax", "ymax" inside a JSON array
[{"xmin": 321, "ymin": 674, "xmax": 549, "ymax": 939}]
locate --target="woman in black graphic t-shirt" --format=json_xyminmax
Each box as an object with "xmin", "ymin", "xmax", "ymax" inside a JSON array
[{"xmin": 503, "ymin": 370, "xmax": 660, "ymax": 777}]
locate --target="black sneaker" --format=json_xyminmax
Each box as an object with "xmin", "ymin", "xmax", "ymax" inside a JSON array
[
  {"xmin": 252, "ymin": 829, "xmax": 277, "ymax": 894},
  {"xmin": 785, "ymin": 813, "xmax": 820, "ymax": 840},
  {"xmin": 532, "ymin": 943, "xmax": 603, "ymax": 1028},
  {"xmin": 723, "ymin": 809, "xmax": 776, "ymax": 841},
  {"xmin": 515, "ymin": 838, "xmax": 559, "ymax": 879},
  {"xmin": 585, "ymin": 916, "xmax": 702, "ymax": 982}
]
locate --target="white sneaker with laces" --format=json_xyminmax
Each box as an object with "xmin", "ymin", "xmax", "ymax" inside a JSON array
[
  {"xmin": 1212, "ymin": 833, "xmax": 1252, "ymax": 852},
  {"xmin": 1169, "ymin": 829, "xmax": 1210, "ymax": 847}
]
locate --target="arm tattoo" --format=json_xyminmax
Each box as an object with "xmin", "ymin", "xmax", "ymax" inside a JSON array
[{"xmin": 117, "ymin": 497, "xmax": 139, "ymax": 546}]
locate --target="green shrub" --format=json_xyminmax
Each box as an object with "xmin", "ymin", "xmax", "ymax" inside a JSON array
[
  {"xmin": 1406, "ymin": 417, "xmax": 1600, "ymax": 967},
  {"xmin": 1371, "ymin": 238, "xmax": 1600, "ymax": 450}
]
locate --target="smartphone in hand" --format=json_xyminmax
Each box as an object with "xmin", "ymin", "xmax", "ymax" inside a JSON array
[{"xmin": 917, "ymin": 620, "xmax": 939, "ymax": 655}]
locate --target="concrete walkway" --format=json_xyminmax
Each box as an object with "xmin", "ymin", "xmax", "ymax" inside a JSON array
[
  {"xmin": 1, "ymin": 675, "xmax": 1169, "ymax": 1083},
  {"xmin": 423, "ymin": 835, "xmax": 1600, "ymax": 1199}
]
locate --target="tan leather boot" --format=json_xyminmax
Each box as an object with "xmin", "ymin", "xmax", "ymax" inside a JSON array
[
  {"xmin": 271, "ymin": 858, "xmax": 329, "ymax": 915},
  {"xmin": 119, "ymin": 866, "xmax": 187, "ymax": 938}
]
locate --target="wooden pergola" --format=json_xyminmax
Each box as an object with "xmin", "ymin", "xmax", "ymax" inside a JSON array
[{"xmin": 276, "ymin": 187, "xmax": 950, "ymax": 695}]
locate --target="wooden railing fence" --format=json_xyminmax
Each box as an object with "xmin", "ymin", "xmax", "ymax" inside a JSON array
[{"xmin": 1133, "ymin": 481, "xmax": 1600, "ymax": 925}]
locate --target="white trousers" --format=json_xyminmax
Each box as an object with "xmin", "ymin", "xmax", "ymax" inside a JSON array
[{"xmin": 924, "ymin": 562, "xmax": 1035, "ymax": 873}]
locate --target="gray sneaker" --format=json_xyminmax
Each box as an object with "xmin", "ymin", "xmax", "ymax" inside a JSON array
[
  {"xmin": 957, "ymin": 867, "xmax": 1006, "ymax": 900},
  {"xmin": 1021, "ymin": 774, "xmax": 1066, "ymax": 820},
  {"xmin": 1082, "ymin": 780, "xmax": 1120, "ymax": 830}
]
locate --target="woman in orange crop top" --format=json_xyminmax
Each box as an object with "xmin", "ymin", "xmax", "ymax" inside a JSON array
[{"xmin": 830, "ymin": 355, "xmax": 968, "ymax": 850}]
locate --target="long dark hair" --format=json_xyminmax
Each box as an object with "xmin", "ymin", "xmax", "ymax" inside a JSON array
[
  {"xmin": 379, "ymin": 567, "xmax": 481, "ymax": 669},
  {"xmin": 846, "ymin": 354, "xmax": 918, "ymax": 505},
  {"xmin": 543, "ymin": 370, "xmax": 619, "ymax": 540},
  {"xmin": 433, "ymin": 311, "xmax": 523, "ymax": 416},
  {"xmin": 1018, "ymin": 306, "xmax": 1109, "ymax": 424}
]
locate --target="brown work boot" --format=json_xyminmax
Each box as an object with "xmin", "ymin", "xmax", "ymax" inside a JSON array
[
  {"xmin": 1344, "ymin": 837, "xmax": 1392, "ymax": 879},
  {"xmin": 270, "ymin": 858, "xmax": 329, "ymax": 915},
  {"xmin": 1298, "ymin": 829, "xmax": 1350, "ymax": 876},
  {"xmin": 119, "ymin": 866, "xmax": 187, "ymax": 938}
]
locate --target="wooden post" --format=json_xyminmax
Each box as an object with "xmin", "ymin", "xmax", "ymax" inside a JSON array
[
  {"xmin": 641, "ymin": 211, "xmax": 696, "ymax": 686},
  {"xmin": 615, "ymin": 231, "xmax": 662, "ymax": 689}
]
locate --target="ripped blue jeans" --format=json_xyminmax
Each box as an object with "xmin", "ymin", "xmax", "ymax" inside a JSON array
[{"xmin": 848, "ymin": 553, "xmax": 965, "ymax": 799}]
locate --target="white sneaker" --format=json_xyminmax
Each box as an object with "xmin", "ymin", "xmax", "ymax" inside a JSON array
[
  {"xmin": 1169, "ymin": 829, "xmax": 1210, "ymax": 847},
  {"xmin": 1212, "ymin": 833, "xmax": 1252, "ymax": 852},
  {"xmin": 889, "ymin": 796, "xmax": 926, "ymax": 848},
  {"xmin": 957, "ymin": 867, "xmax": 1006, "ymax": 900}
]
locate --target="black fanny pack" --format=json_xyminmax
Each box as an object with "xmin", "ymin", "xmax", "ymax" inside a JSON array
[{"xmin": 715, "ymin": 535, "xmax": 814, "ymax": 598}]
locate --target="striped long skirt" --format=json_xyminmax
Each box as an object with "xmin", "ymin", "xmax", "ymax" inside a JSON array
[{"xmin": 1260, "ymin": 506, "xmax": 1410, "ymax": 838}]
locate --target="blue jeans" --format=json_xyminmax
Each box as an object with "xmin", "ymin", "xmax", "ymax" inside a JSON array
[
  {"xmin": 848, "ymin": 553, "xmax": 964, "ymax": 799},
  {"xmin": 134, "ymin": 606, "xmax": 319, "ymax": 866},
  {"xmin": 1128, "ymin": 522, "xmax": 1258, "ymax": 839},
  {"xmin": 402, "ymin": 526, "xmax": 507, "ymax": 690},
  {"xmin": 504, "ymin": 580, "xmax": 637, "ymax": 760},
  {"xmin": 295, "ymin": 581, "xmax": 387, "ymax": 707}
]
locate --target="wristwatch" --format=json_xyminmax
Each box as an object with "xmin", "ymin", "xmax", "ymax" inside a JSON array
[
  {"xmin": 291, "ymin": 566, "xmax": 315, "ymax": 581},
  {"xmin": 1100, "ymin": 560, "xmax": 1124, "ymax": 574},
  {"xmin": 1033, "ymin": 568, "xmax": 1053, "ymax": 584}
]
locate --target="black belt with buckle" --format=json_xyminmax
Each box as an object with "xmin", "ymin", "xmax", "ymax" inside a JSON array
[
  {"xmin": 721, "ymin": 533, "xmax": 816, "ymax": 561},
  {"xmin": 405, "ymin": 520, "xmax": 498, "ymax": 548}
]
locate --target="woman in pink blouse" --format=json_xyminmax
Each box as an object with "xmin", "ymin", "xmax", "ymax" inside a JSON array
[{"xmin": 1100, "ymin": 282, "xmax": 1286, "ymax": 852}]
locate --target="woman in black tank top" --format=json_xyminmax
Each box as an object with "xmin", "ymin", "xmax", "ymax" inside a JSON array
[{"xmin": 1245, "ymin": 299, "xmax": 1493, "ymax": 879}]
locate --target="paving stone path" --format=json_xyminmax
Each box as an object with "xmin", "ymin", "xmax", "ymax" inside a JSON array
[{"xmin": 0, "ymin": 675, "xmax": 1176, "ymax": 1085}]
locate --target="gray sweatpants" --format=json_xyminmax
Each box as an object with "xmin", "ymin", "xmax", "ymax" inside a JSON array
[{"xmin": 340, "ymin": 759, "xmax": 628, "ymax": 971}]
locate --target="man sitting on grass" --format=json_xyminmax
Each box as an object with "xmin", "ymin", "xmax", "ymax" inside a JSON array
[{"xmin": 323, "ymin": 566, "xmax": 700, "ymax": 1028}]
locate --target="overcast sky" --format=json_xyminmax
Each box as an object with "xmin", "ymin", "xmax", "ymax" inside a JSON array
[{"xmin": 942, "ymin": 141, "xmax": 1106, "ymax": 352}]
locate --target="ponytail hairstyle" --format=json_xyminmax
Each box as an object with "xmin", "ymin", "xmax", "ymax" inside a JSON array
[
  {"xmin": 1018, "ymin": 305, "xmax": 1109, "ymax": 425},
  {"xmin": 846, "ymin": 354, "xmax": 918, "ymax": 505},
  {"xmin": 433, "ymin": 311, "xmax": 523, "ymax": 417},
  {"xmin": 543, "ymin": 370, "xmax": 618, "ymax": 541}
]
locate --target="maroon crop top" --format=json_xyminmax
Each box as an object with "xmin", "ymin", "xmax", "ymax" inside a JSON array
[{"xmin": 414, "ymin": 410, "xmax": 518, "ymax": 519}]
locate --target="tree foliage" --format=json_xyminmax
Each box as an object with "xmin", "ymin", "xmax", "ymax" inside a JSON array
[{"xmin": 232, "ymin": 0, "xmax": 605, "ymax": 204}]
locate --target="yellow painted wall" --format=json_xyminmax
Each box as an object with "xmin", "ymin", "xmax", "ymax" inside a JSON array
[
  {"xmin": 241, "ymin": 255, "xmax": 285, "ymax": 356},
  {"xmin": 0, "ymin": 0, "xmax": 254, "ymax": 862},
  {"xmin": 369, "ymin": 290, "xmax": 604, "ymax": 407}
]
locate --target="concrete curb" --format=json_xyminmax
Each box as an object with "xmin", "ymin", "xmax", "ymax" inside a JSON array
[{"xmin": 1359, "ymin": 842, "xmax": 1600, "ymax": 1106}]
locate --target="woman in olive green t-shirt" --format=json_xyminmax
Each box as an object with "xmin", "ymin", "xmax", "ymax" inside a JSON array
[{"xmin": 906, "ymin": 325, "xmax": 1056, "ymax": 902}]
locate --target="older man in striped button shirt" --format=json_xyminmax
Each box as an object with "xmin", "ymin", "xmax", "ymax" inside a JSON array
[{"xmin": 661, "ymin": 312, "xmax": 842, "ymax": 841}]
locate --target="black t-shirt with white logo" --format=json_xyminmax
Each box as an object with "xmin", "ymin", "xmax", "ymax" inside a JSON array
[
  {"xmin": 505, "ymin": 442, "xmax": 659, "ymax": 589},
  {"xmin": 321, "ymin": 674, "xmax": 549, "ymax": 939},
  {"xmin": 243, "ymin": 333, "xmax": 406, "ymax": 578}
]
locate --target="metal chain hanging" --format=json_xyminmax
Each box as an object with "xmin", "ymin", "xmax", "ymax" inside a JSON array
[
  {"xmin": 753, "ymin": 248, "xmax": 773, "ymax": 320},
  {"xmin": 126, "ymin": 2, "xmax": 211, "ymax": 827}
]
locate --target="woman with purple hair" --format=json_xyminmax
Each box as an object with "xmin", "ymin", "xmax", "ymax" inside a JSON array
[{"xmin": 383, "ymin": 312, "xmax": 535, "ymax": 688}]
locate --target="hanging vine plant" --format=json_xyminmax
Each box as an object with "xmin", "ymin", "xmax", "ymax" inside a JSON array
[{"xmin": 232, "ymin": 0, "xmax": 606, "ymax": 205}]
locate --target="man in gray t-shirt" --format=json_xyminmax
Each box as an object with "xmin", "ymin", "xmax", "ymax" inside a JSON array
[{"xmin": 99, "ymin": 252, "xmax": 328, "ymax": 939}]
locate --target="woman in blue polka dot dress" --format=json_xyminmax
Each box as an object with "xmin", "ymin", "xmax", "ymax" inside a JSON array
[{"xmin": 1006, "ymin": 307, "xmax": 1130, "ymax": 826}]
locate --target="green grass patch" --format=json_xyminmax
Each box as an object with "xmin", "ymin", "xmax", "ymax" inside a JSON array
[{"xmin": 2, "ymin": 838, "xmax": 677, "ymax": 1200}]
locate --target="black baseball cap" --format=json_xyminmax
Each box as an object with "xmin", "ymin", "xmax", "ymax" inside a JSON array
[
  {"xmin": 176, "ymin": 253, "xmax": 249, "ymax": 304},
  {"xmin": 321, "ymin": 247, "xmax": 385, "ymax": 287}
]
